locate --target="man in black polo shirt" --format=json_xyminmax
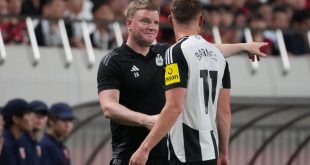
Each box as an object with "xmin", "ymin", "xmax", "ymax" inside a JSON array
[
  {"xmin": 97, "ymin": 0, "xmax": 268, "ymax": 165},
  {"xmin": 97, "ymin": 1, "xmax": 169, "ymax": 164}
]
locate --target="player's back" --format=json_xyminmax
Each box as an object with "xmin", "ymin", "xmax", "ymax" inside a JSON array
[
  {"xmin": 165, "ymin": 35, "xmax": 227, "ymax": 162},
  {"xmin": 181, "ymin": 35, "xmax": 226, "ymax": 129}
]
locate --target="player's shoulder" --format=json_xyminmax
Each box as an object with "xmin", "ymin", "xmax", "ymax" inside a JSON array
[
  {"xmin": 164, "ymin": 38, "xmax": 189, "ymax": 65},
  {"xmin": 152, "ymin": 43, "xmax": 171, "ymax": 55},
  {"xmin": 167, "ymin": 36, "xmax": 190, "ymax": 56},
  {"xmin": 99, "ymin": 48, "xmax": 121, "ymax": 66}
]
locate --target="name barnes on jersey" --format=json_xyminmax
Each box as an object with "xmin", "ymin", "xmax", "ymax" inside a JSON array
[{"xmin": 195, "ymin": 48, "xmax": 218, "ymax": 62}]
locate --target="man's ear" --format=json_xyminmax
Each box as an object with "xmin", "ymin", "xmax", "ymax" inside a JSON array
[
  {"xmin": 168, "ymin": 14, "xmax": 173, "ymax": 26},
  {"xmin": 199, "ymin": 14, "xmax": 204, "ymax": 27},
  {"xmin": 48, "ymin": 119, "xmax": 55, "ymax": 127},
  {"xmin": 126, "ymin": 19, "xmax": 132, "ymax": 31},
  {"xmin": 12, "ymin": 116, "xmax": 19, "ymax": 125}
]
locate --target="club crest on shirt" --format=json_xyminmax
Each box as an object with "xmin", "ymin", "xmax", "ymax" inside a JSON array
[
  {"xmin": 156, "ymin": 54, "xmax": 163, "ymax": 66},
  {"xmin": 19, "ymin": 147, "xmax": 26, "ymax": 159},
  {"xmin": 165, "ymin": 63, "xmax": 180, "ymax": 85}
]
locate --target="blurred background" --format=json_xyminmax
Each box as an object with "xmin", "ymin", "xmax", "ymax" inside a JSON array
[{"xmin": 0, "ymin": 0, "xmax": 310, "ymax": 164}]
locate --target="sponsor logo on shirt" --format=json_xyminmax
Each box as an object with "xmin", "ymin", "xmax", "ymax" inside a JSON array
[
  {"xmin": 131, "ymin": 65, "xmax": 140, "ymax": 78},
  {"xmin": 165, "ymin": 63, "xmax": 180, "ymax": 85}
]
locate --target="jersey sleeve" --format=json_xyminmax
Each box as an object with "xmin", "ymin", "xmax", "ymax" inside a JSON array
[
  {"xmin": 164, "ymin": 45, "xmax": 189, "ymax": 91},
  {"xmin": 97, "ymin": 51, "xmax": 120, "ymax": 93},
  {"xmin": 222, "ymin": 61, "xmax": 231, "ymax": 89}
]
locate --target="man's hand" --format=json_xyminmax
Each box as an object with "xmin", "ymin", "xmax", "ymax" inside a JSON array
[
  {"xmin": 129, "ymin": 147, "xmax": 149, "ymax": 165},
  {"xmin": 217, "ymin": 155, "xmax": 230, "ymax": 165},
  {"xmin": 142, "ymin": 115, "xmax": 159, "ymax": 130},
  {"xmin": 244, "ymin": 42, "xmax": 268, "ymax": 62}
]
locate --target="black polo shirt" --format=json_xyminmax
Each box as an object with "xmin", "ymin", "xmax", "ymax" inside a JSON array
[{"xmin": 97, "ymin": 42, "xmax": 170, "ymax": 160}]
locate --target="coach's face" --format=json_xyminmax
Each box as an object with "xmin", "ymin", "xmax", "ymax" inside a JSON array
[{"xmin": 127, "ymin": 9, "xmax": 159, "ymax": 46}]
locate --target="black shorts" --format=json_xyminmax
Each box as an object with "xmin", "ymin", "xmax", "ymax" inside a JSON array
[{"xmin": 110, "ymin": 158, "xmax": 169, "ymax": 165}]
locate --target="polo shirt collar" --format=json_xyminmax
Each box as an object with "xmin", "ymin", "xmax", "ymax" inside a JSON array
[{"xmin": 121, "ymin": 42, "xmax": 155, "ymax": 59}]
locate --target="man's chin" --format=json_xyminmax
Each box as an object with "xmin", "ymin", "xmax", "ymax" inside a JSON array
[
  {"xmin": 138, "ymin": 40, "xmax": 154, "ymax": 47},
  {"xmin": 32, "ymin": 128, "xmax": 40, "ymax": 133}
]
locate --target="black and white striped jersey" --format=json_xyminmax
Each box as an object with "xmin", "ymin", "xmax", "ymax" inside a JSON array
[{"xmin": 164, "ymin": 35, "xmax": 231, "ymax": 162}]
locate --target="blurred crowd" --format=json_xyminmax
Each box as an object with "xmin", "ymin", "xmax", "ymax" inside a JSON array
[
  {"xmin": 0, "ymin": 0, "xmax": 309, "ymax": 55},
  {"xmin": 0, "ymin": 98, "xmax": 75, "ymax": 165}
]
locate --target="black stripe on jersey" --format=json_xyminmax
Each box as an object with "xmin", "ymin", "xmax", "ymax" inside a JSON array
[
  {"xmin": 101, "ymin": 50, "xmax": 118, "ymax": 66},
  {"xmin": 165, "ymin": 37, "xmax": 189, "ymax": 65},
  {"xmin": 210, "ymin": 130, "xmax": 218, "ymax": 159},
  {"xmin": 209, "ymin": 71, "xmax": 218, "ymax": 104},
  {"xmin": 182, "ymin": 123, "xmax": 202, "ymax": 162},
  {"xmin": 222, "ymin": 61, "xmax": 231, "ymax": 89}
]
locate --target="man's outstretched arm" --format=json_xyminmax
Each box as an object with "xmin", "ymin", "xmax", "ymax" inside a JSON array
[{"xmin": 215, "ymin": 42, "xmax": 268, "ymax": 61}]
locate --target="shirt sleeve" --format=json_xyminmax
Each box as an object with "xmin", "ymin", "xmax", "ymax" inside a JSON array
[
  {"xmin": 97, "ymin": 51, "xmax": 120, "ymax": 93},
  {"xmin": 222, "ymin": 61, "xmax": 231, "ymax": 89},
  {"xmin": 164, "ymin": 45, "xmax": 189, "ymax": 91}
]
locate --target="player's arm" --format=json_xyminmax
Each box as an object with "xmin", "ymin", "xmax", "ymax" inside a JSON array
[
  {"xmin": 129, "ymin": 88, "xmax": 186, "ymax": 165},
  {"xmin": 216, "ymin": 88, "xmax": 231, "ymax": 165},
  {"xmin": 98, "ymin": 90, "xmax": 157, "ymax": 129},
  {"xmin": 215, "ymin": 42, "xmax": 268, "ymax": 61},
  {"xmin": 216, "ymin": 62, "xmax": 231, "ymax": 165}
]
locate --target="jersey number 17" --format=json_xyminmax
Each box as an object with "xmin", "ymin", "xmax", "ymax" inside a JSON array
[{"xmin": 200, "ymin": 70, "xmax": 218, "ymax": 114}]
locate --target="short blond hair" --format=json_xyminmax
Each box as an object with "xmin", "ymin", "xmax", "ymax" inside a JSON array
[{"xmin": 126, "ymin": 0, "xmax": 160, "ymax": 19}]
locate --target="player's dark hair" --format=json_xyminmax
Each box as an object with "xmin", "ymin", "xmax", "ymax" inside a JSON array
[
  {"xmin": 170, "ymin": 0, "xmax": 202, "ymax": 24},
  {"xmin": 92, "ymin": 0, "xmax": 109, "ymax": 14}
]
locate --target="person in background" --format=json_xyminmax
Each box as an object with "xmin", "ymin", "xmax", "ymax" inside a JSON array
[
  {"xmin": 1, "ymin": 0, "xmax": 28, "ymax": 44},
  {"xmin": 200, "ymin": 5, "xmax": 220, "ymax": 43},
  {"xmin": 21, "ymin": 0, "xmax": 41, "ymax": 16},
  {"xmin": 0, "ymin": 0, "xmax": 9, "ymax": 32},
  {"xmin": 272, "ymin": 6, "xmax": 306, "ymax": 55},
  {"xmin": 0, "ymin": 0, "xmax": 8, "ymax": 15},
  {"xmin": 219, "ymin": 5, "xmax": 237, "ymax": 43},
  {"xmin": 0, "ymin": 108, "xmax": 4, "ymax": 156},
  {"xmin": 257, "ymin": 2, "xmax": 273, "ymax": 28},
  {"xmin": 19, "ymin": 100, "xmax": 49, "ymax": 165},
  {"xmin": 90, "ymin": 0, "xmax": 115, "ymax": 50},
  {"xmin": 107, "ymin": 0, "xmax": 129, "ymax": 40},
  {"xmin": 107, "ymin": 0, "xmax": 128, "ymax": 21},
  {"xmin": 241, "ymin": 13, "xmax": 277, "ymax": 55},
  {"xmin": 34, "ymin": 0, "xmax": 76, "ymax": 47},
  {"xmin": 65, "ymin": 0, "xmax": 94, "ymax": 48},
  {"xmin": 0, "ymin": 98, "xmax": 34, "ymax": 165},
  {"xmin": 40, "ymin": 103, "xmax": 75, "ymax": 165}
]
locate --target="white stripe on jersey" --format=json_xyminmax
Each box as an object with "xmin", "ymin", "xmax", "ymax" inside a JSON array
[
  {"xmin": 169, "ymin": 47, "xmax": 173, "ymax": 64},
  {"xmin": 165, "ymin": 50, "xmax": 169, "ymax": 65}
]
